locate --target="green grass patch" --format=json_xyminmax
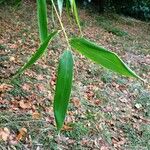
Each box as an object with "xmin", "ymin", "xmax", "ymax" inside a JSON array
[
  {"xmin": 101, "ymin": 124, "xmax": 112, "ymax": 144},
  {"xmin": 0, "ymin": 44, "xmax": 6, "ymax": 50},
  {"xmin": 95, "ymin": 16, "xmax": 128, "ymax": 37},
  {"xmin": 32, "ymin": 64, "xmax": 49, "ymax": 75},
  {"xmin": 135, "ymin": 90, "xmax": 150, "ymax": 118},
  {"xmin": 120, "ymin": 123, "xmax": 150, "ymax": 149},
  {"xmin": 9, "ymin": 78, "xmax": 28, "ymax": 97},
  {"xmin": 0, "ymin": 111, "xmax": 58, "ymax": 149},
  {"xmin": 64, "ymin": 122, "xmax": 89, "ymax": 140},
  {"xmin": 9, "ymin": 76, "xmax": 36, "ymax": 97}
]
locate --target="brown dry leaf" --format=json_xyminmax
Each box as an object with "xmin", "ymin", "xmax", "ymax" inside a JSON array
[
  {"xmin": 9, "ymin": 134, "xmax": 18, "ymax": 145},
  {"xmin": 50, "ymin": 73, "xmax": 56, "ymax": 86},
  {"xmin": 86, "ymin": 91, "xmax": 94, "ymax": 100},
  {"xmin": 9, "ymin": 56, "xmax": 15, "ymax": 62},
  {"xmin": 32, "ymin": 112, "xmax": 41, "ymax": 120},
  {"xmin": 72, "ymin": 97, "xmax": 81, "ymax": 107},
  {"xmin": 62, "ymin": 125, "xmax": 73, "ymax": 131},
  {"xmin": 19, "ymin": 100, "xmax": 32, "ymax": 109},
  {"xmin": 16, "ymin": 128, "xmax": 27, "ymax": 141},
  {"xmin": 0, "ymin": 127, "xmax": 10, "ymax": 141},
  {"xmin": 11, "ymin": 100, "xmax": 19, "ymax": 106},
  {"xmin": 0, "ymin": 84, "xmax": 13, "ymax": 93},
  {"xmin": 94, "ymin": 99, "xmax": 101, "ymax": 105},
  {"xmin": 22, "ymin": 83, "xmax": 30, "ymax": 91}
]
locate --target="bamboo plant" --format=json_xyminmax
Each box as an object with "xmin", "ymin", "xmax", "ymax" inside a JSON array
[{"xmin": 13, "ymin": 0, "xmax": 143, "ymax": 132}]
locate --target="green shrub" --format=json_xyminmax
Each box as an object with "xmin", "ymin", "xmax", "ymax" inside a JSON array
[
  {"xmin": 0, "ymin": 0, "xmax": 22, "ymax": 6},
  {"xmin": 108, "ymin": 0, "xmax": 150, "ymax": 21},
  {"xmin": 80, "ymin": 0, "xmax": 150, "ymax": 21},
  {"xmin": 131, "ymin": 0, "xmax": 150, "ymax": 21}
]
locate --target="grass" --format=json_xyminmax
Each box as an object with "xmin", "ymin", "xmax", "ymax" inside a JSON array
[
  {"xmin": 120, "ymin": 123, "xmax": 150, "ymax": 150},
  {"xmin": 64, "ymin": 122, "xmax": 89, "ymax": 140},
  {"xmin": 0, "ymin": 111, "xmax": 89, "ymax": 149},
  {"xmin": 0, "ymin": 111, "xmax": 57, "ymax": 149},
  {"xmin": 95, "ymin": 15, "xmax": 128, "ymax": 37},
  {"xmin": 32, "ymin": 64, "xmax": 49, "ymax": 75},
  {"xmin": 135, "ymin": 90, "xmax": 150, "ymax": 118},
  {"xmin": 8, "ymin": 75, "xmax": 38, "ymax": 97},
  {"xmin": 101, "ymin": 124, "xmax": 112, "ymax": 144},
  {"xmin": 9, "ymin": 79, "xmax": 29, "ymax": 97},
  {"xmin": 0, "ymin": 44, "xmax": 6, "ymax": 50}
]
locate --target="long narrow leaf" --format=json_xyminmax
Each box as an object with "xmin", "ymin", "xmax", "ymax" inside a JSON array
[
  {"xmin": 69, "ymin": 0, "xmax": 73, "ymax": 12},
  {"xmin": 66, "ymin": 0, "xmax": 71, "ymax": 20},
  {"xmin": 72, "ymin": 0, "xmax": 82, "ymax": 34},
  {"xmin": 14, "ymin": 31, "xmax": 59, "ymax": 77},
  {"xmin": 54, "ymin": 50, "xmax": 74, "ymax": 131},
  {"xmin": 70, "ymin": 37, "xmax": 143, "ymax": 80},
  {"xmin": 51, "ymin": 5, "xmax": 56, "ymax": 27},
  {"xmin": 57, "ymin": 0, "xmax": 64, "ymax": 16},
  {"xmin": 37, "ymin": 0, "xmax": 48, "ymax": 43}
]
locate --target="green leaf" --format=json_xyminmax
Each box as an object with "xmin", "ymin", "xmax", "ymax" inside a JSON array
[
  {"xmin": 14, "ymin": 31, "xmax": 59, "ymax": 77},
  {"xmin": 57, "ymin": 0, "xmax": 64, "ymax": 16},
  {"xmin": 69, "ymin": 0, "xmax": 73, "ymax": 12},
  {"xmin": 37, "ymin": 0, "xmax": 48, "ymax": 43},
  {"xmin": 70, "ymin": 37, "xmax": 143, "ymax": 80},
  {"xmin": 66, "ymin": 0, "xmax": 71, "ymax": 18},
  {"xmin": 72, "ymin": 0, "xmax": 82, "ymax": 34},
  {"xmin": 54, "ymin": 50, "xmax": 74, "ymax": 131}
]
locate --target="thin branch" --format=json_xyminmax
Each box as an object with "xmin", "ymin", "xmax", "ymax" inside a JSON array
[{"xmin": 51, "ymin": 0, "xmax": 70, "ymax": 48}]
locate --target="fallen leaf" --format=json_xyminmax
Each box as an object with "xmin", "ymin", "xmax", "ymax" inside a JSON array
[
  {"xmin": 0, "ymin": 127, "xmax": 10, "ymax": 141},
  {"xmin": 72, "ymin": 97, "xmax": 81, "ymax": 107},
  {"xmin": 0, "ymin": 84, "xmax": 13, "ymax": 93},
  {"xmin": 9, "ymin": 56, "xmax": 15, "ymax": 62},
  {"xmin": 62, "ymin": 125, "xmax": 73, "ymax": 131},
  {"xmin": 16, "ymin": 128, "xmax": 27, "ymax": 141},
  {"xmin": 9, "ymin": 134, "xmax": 18, "ymax": 145},
  {"xmin": 94, "ymin": 99, "xmax": 101, "ymax": 105},
  {"xmin": 32, "ymin": 111, "xmax": 41, "ymax": 120},
  {"xmin": 22, "ymin": 83, "xmax": 30, "ymax": 91},
  {"xmin": 19, "ymin": 100, "xmax": 32, "ymax": 109}
]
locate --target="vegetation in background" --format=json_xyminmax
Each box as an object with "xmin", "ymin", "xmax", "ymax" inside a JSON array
[
  {"xmin": 79, "ymin": 0, "xmax": 150, "ymax": 21},
  {"xmin": 0, "ymin": 0, "xmax": 22, "ymax": 6}
]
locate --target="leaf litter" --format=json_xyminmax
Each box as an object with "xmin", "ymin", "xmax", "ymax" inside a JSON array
[{"xmin": 0, "ymin": 1, "xmax": 150, "ymax": 149}]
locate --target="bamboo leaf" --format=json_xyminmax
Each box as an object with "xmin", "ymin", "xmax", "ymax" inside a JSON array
[
  {"xmin": 72, "ymin": 0, "xmax": 82, "ymax": 34},
  {"xmin": 66, "ymin": 0, "xmax": 71, "ymax": 18},
  {"xmin": 69, "ymin": 0, "xmax": 73, "ymax": 12},
  {"xmin": 70, "ymin": 37, "xmax": 143, "ymax": 80},
  {"xmin": 14, "ymin": 31, "xmax": 59, "ymax": 77},
  {"xmin": 54, "ymin": 50, "xmax": 74, "ymax": 131},
  {"xmin": 57, "ymin": 0, "xmax": 64, "ymax": 16},
  {"xmin": 37, "ymin": 0, "xmax": 48, "ymax": 43},
  {"xmin": 51, "ymin": 5, "xmax": 56, "ymax": 26}
]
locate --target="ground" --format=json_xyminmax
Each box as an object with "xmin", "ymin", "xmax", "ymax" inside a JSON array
[{"xmin": 0, "ymin": 1, "xmax": 150, "ymax": 150}]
